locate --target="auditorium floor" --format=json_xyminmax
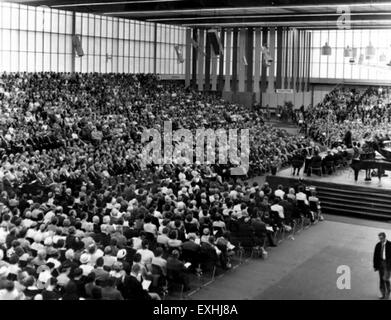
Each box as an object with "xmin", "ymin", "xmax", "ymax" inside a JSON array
[{"xmin": 188, "ymin": 215, "xmax": 391, "ymax": 300}]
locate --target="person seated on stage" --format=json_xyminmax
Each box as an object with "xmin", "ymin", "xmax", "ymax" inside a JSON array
[
  {"xmin": 291, "ymin": 150, "xmax": 305, "ymax": 176},
  {"xmin": 333, "ymin": 146, "xmax": 343, "ymax": 165},
  {"xmin": 322, "ymin": 150, "xmax": 335, "ymax": 175},
  {"xmin": 352, "ymin": 141, "xmax": 361, "ymax": 162},
  {"xmin": 342, "ymin": 145, "xmax": 349, "ymax": 158},
  {"xmin": 307, "ymin": 148, "xmax": 322, "ymax": 177}
]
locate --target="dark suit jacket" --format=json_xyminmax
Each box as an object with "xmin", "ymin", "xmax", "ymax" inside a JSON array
[
  {"xmin": 311, "ymin": 155, "xmax": 322, "ymax": 165},
  {"xmin": 373, "ymin": 240, "xmax": 391, "ymax": 271},
  {"xmin": 118, "ymin": 275, "xmax": 151, "ymax": 300},
  {"xmin": 182, "ymin": 240, "xmax": 200, "ymax": 252},
  {"xmin": 344, "ymin": 130, "xmax": 352, "ymax": 148}
]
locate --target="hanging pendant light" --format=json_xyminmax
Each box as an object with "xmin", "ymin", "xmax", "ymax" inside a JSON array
[
  {"xmin": 379, "ymin": 52, "xmax": 387, "ymax": 62},
  {"xmin": 321, "ymin": 42, "xmax": 332, "ymax": 56},
  {"xmin": 344, "ymin": 46, "xmax": 352, "ymax": 57},
  {"xmin": 365, "ymin": 42, "xmax": 376, "ymax": 59}
]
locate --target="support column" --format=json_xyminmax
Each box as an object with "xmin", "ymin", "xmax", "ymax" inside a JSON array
[
  {"xmin": 301, "ymin": 31, "xmax": 306, "ymax": 92},
  {"xmin": 217, "ymin": 29, "xmax": 225, "ymax": 92},
  {"xmin": 185, "ymin": 28, "xmax": 192, "ymax": 87},
  {"xmin": 296, "ymin": 29, "xmax": 301, "ymax": 92},
  {"xmin": 197, "ymin": 29, "xmax": 205, "ymax": 91},
  {"xmin": 191, "ymin": 28, "xmax": 198, "ymax": 89},
  {"xmin": 224, "ymin": 29, "xmax": 232, "ymax": 92},
  {"xmin": 306, "ymin": 31, "xmax": 312, "ymax": 92},
  {"xmin": 284, "ymin": 29, "xmax": 290, "ymax": 89},
  {"xmin": 267, "ymin": 28, "xmax": 276, "ymax": 93},
  {"xmin": 71, "ymin": 11, "xmax": 76, "ymax": 73},
  {"xmin": 204, "ymin": 31, "xmax": 211, "ymax": 91},
  {"xmin": 238, "ymin": 28, "xmax": 246, "ymax": 92},
  {"xmin": 246, "ymin": 27, "xmax": 254, "ymax": 93},
  {"xmin": 260, "ymin": 28, "xmax": 268, "ymax": 93},
  {"xmin": 211, "ymin": 49, "xmax": 218, "ymax": 91},
  {"xmin": 232, "ymin": 27, "xmax": 238, "ymax": 93},
  {"xmin": 254, "ymin": 28, "xmax": 261, "ymax": 97},
  {"xmin": 291, "ymin": 29, "xmax": 298, "ymax": 90},
  {"xmin": 276, "ymin": 27, "xmax": 283, "ymax": 89},
  {"xmin": 153, "ymin": 23, "xmax": 157, "ymax": 74}
]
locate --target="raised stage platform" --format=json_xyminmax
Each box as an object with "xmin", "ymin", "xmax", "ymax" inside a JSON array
[{"xmin": 266, "ymin": 166, "xmax": 391, "ymax": 221}]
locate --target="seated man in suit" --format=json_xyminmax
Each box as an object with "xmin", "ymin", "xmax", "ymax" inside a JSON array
[
  {"xmin": 117, "ymin": 264, "xmax": 152, "ymax": 300},
  {"xmin": 334, "ymin": 146, "xmax": 343, "ymax": 164},
  {"xmin": 322, "ymin": 150, "xmax": 334, "ymax": 175},
  {"xmin": 307, "ymin": 149, "xmax": 322, "ymax": 177},
  {"xmin": 166, "ymin": 250, "xmax": 190, "ymax": 291},
  {"xmin": 279, "ymin": 194, "xmax": 295, "ymax": 227},
  {"xmin": 199, "ymin": 236, "xmax": 219, "ymax": 271},
  {"xmin": 250, "ymin": 213, "xmax": 274, "ymax": 249},
  {"xmin": 181, "ymin": 233, "xmax": 201, "ymax": 269},
  {"xmin": 291, "ymin": 150, "xmax": 305, "ymax": 176}
]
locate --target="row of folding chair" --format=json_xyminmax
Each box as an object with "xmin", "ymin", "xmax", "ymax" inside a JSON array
[{"xmin": 163, "ymin": 213, "xmax": 322, "ymax": 300}]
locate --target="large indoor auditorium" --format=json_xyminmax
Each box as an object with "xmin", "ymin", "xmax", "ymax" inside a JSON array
[{"xmin": 0, "ymin": 0, "xmax": 391, "ymax": 303}]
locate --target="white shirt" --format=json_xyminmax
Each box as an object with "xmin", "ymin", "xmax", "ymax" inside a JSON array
[
  {"xmin": 270, "ymin": 204, "xmax": 284, "ymax": 219},
  {"xmin": 232, "ymin": 204, "xmax": 243, "ymax": 218},
  {"xmin": 0, "ymin": 288, "xmax": 24, "ymax": 300},
  {"xmin": 274, "ymin": 189, "xmax": 285, "ymax": 200},
  {"xmin": 136, "ymin": 248, "xmax": 155, "ymax": 266},
  {"xmin": 143, "ymin": 223, "xmax": 157, "ymax": 235},
  {"xmin": 80, "ymin": 264, "xmax": 94, "ymax": 276},
  {"xmin": 132, "ymin": 237, "xmax": 142, "ymax": 250},
  {"xmin": 296, "ymin": 192, "xmax": 309, "ymax": 205}
]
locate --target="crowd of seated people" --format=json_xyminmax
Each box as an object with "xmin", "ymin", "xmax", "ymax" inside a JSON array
[
  {"xmin": 304, "ymin": 87, "xmax": 391, "ymax": 148},
  {"xmin": 290, "ymin": 144, "xmax": 352, "ymax": 177},
  {"xmin": 0, "ymin": 159, "xmax": 323, "ymax": 300},
  {"xmin": 0, "ymin": 72, "xmax": 310, "ymax": 185},
  {"xmin": 0, "ymin": 72, "xmax": 316, "ymax": 300}
]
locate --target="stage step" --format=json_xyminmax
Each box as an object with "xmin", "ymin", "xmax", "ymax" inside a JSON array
[
  {"xmin": 318, "ymin": 190, "xmax": 391, "ymax": 205},
  {"xmin": 320, "ymin": 197, "xmax": 391, "ymax": 213},
  {"xmin": 315, "ymin": 185, "xmax": 391, "ymax": 199},
  {"xmin": 320, "ymin": 201, "xmax": 391, "ymax": 219},
  {"xmin": 321, "ymin": 205, "xmax": 391, "ymax": 220},
  {"xmin": 316, "ymin": 185, "xmax": 391, "ymax": 220},
  {"xmin": 266, "ymin": 174, "xmax": 391, "ymax": 220}
]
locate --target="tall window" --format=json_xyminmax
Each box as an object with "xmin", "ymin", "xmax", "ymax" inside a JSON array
[
  {"xmin": 0, "ymin": 1, "xmax": 188, "ymax": 75},
  {"xmin": 310, "ymin": 28, "xmax": 391, "ymax": 82}
]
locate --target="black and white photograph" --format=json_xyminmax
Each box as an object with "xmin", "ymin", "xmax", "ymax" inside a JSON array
[{"xmin": 0, "ymin": 0, "xmax": 391, "ymax": 310}]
